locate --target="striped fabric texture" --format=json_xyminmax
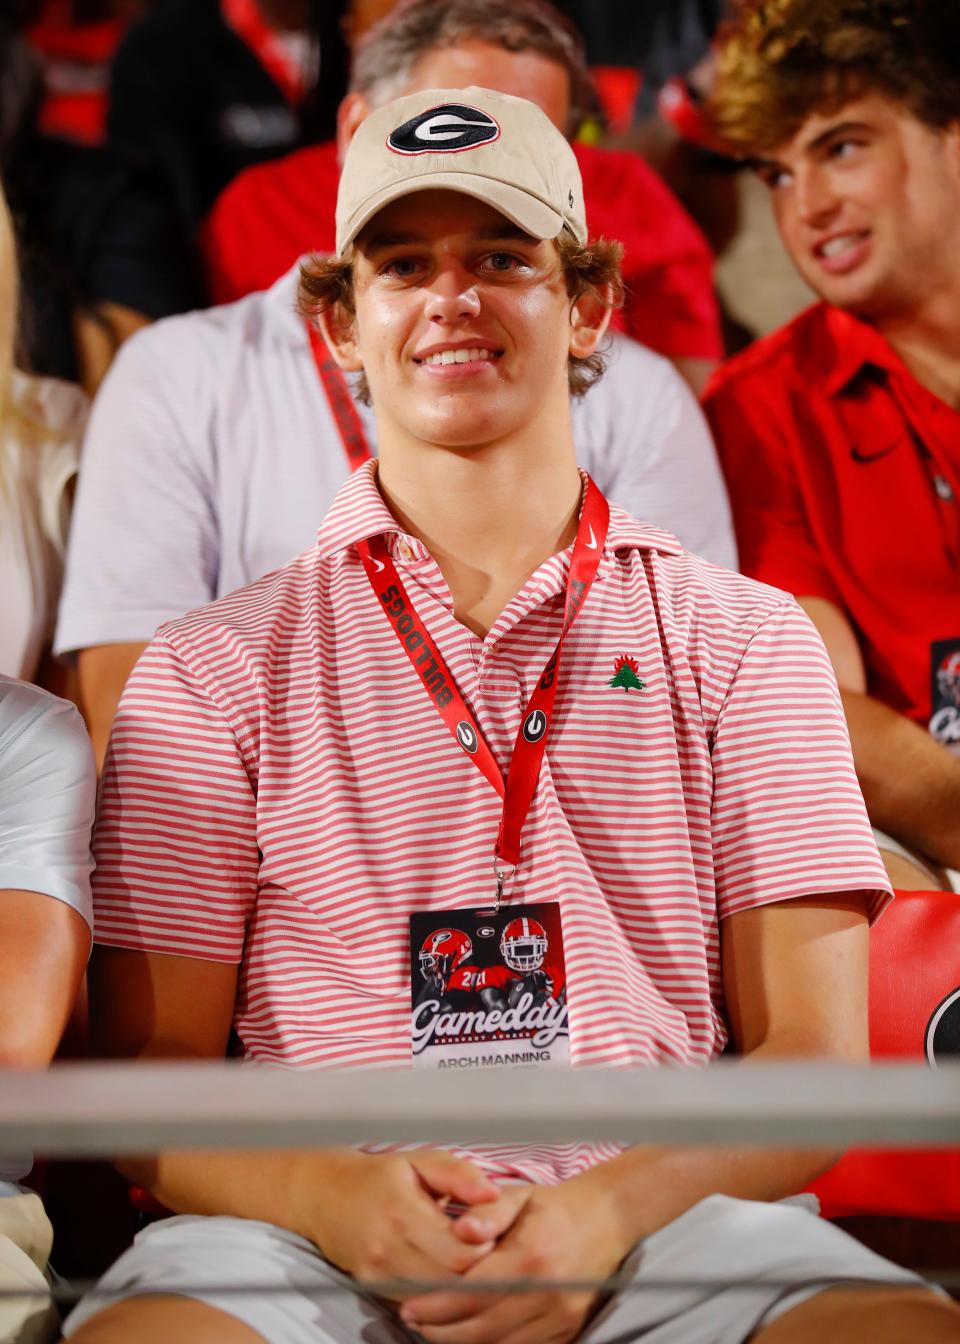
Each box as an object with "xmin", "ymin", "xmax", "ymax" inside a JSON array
[{"xmin": 94, "ymin": 464, "xmax": 890, "ymax": 1184}]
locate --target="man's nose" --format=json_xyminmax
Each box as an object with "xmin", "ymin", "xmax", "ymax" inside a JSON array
[
  {"xmin": 795, "ymin": 165, "xmax": 840, "ymax": 228},
  {"xmin": 423, "ymin": 264, "xmax": 481, "ymax": 323}
]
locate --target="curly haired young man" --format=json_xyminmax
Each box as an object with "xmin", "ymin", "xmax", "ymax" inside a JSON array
[{"xmin": 706, "ymin": 0, "xmax": 960, "ymax": 895}]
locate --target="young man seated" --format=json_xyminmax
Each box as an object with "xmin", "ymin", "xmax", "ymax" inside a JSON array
[
  {"xmin": 704, "ymin": 0, "xmax": 960, "ymax": 894},
  {"xmin": 0, "ymin": 675, "xmax": 94, "ymax": 1343},
  {"xmin": 64, "ymin": 88, "xmax": 958, "ymax": 1344}
]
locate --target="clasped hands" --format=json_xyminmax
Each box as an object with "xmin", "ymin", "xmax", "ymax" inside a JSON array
[{"xmin": 309, "ymin": 1149, "xmax": 632, "ymax": 1344}]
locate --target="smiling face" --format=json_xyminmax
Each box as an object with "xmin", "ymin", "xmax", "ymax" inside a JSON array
[
  {"xmin": 756, "ymin": 93, "xmax": 960, "ymax": 321},
  {"xmin": 325, "ymin": 190, "xmax": 597, "ymax": 453}
]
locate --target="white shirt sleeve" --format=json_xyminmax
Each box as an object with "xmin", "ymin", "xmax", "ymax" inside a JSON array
[
  {"xmin": 0, "ymin": 677, "xmax": 95, "ymax": 929},
  {"xmin": 54, "ymin": 322, "xmax": 220, "ymax": 655},
  {"xmin": 572, "ymin": 335, "xmax": 738, "ymax": 571}
]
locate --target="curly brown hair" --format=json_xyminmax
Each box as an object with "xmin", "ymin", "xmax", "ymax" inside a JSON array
[
  {"xmin": 710, "ymin": 0, "xmax": 960, "ymax": 152},
  {"xmin": 298, "ymin": 231, "xmax": 624, "ymax": 402}
]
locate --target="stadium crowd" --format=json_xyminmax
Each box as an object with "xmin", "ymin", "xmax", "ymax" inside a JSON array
[{"xmin": 1, "ymin": 0, "xmax": 959, "ymax": 1340}]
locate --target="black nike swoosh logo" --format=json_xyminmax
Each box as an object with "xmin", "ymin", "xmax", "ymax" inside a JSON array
[{"xmin": 851, "ymin": 443, "xmax": 898, "ymax": 463}]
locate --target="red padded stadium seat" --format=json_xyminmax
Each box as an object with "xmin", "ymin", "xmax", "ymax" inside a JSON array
[{"xmin": 810, "ymin": 888, "xmax": 960, "ymax": 1219}]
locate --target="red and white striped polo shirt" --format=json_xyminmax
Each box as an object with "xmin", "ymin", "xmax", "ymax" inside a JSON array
[{"xmin": 94, "ymin": 462, "xmax": 890, "ymax": 1185}]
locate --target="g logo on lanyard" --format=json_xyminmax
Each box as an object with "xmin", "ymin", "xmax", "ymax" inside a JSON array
[
  {"xmin": 456, "ymin": 721, "xmax": 479, "ymax": 754},
  {"xmin": 522, "ymin": 710, "xmax": 547, "ymax": 743}
]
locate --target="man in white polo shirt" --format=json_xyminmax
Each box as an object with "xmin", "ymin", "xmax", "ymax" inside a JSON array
[
  {"xmin": 53, "ymin": 5, "xmax": 734, "ymax": 770},
  {"xmin": 64, "ymin": 89, "xmax": 957, "ymax": 1344}
]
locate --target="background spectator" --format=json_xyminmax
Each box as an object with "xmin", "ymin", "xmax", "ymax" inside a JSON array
[
  {"xmin": 0, "ymin": 176, "xmax": 86, "ymax": 687},
  {"xmin": 107, "ymin": 0, "xmax": 351, "ymax": 231},
  {"xmin": 1, "ymin": 10, "xmax": 198, "ymax": 393},
  {"xmin": 56, "ymin": 0, "xmax": 735, "ymax": 766},
  {"xmin": 0, "ymin": 674, "xmax": 94, "ymax": 1343},
  {"xmin": 705, "ymin": 0, "xmax": 960, "ymax": 893},
  {"xmin": 201, "ymin": 0, "xmax": 723, "ymax": 393}
]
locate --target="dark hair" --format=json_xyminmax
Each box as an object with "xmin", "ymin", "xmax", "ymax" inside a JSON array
[
  {"xmin": 710, "ymin": 0, "xmax": 960, "ymax": 152},
  {"xmin": 350, "ymin": 0, "xmax": 597, "ymax": 137},
  {"xmin": 298, "ymin": 231, "xmax": 624, "ymax": 401}
]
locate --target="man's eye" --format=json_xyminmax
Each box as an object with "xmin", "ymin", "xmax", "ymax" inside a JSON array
[
  {"xmin": 382, "ymin": 257, "xmax": 422, "ymax": 278},
  {"xmin": 757, "ymin": 166, "xmax": 791, "ymax": 191},
  {"xmin": 829, "ymin": 139, "xmax": 861, "ymax": 160},
  {"xmin": 481, "ymin": 251, "xmax": 525, "ymax": 273}
]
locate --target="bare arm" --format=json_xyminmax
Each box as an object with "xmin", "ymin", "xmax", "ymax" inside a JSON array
[
  {"xmin": 800, "ymin": 596, "xmax": 960, "ymax": 870},
  {"xmin": 73, "ymin": 303, "xmax": 152, "ymax": 397},
  {"xmin": 0, "ymin": 893, "xmax": 90, "ymax": 1066},
  {"xmin": 561, "ymin": 892, "xmax": 869, "ymax": 1239},
  {"xmin": 90, "ymin": 947, "xmax": 500, "ymax": 1283},
  {"xmin": 77, "ymin": 643, "xmax": 147, "ymax": 769}
]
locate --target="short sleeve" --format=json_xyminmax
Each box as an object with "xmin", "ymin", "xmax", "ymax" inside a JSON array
[
  {"xmin": 0, "ymin": 681, "xmax": 95, "ymax": 929},
  {"xmin": 705, "ymin": 373, "xmax": 843, "ymax": 606},
  {"xmin": 94, "ymin": 636, "xmax": 258, "ymax": 960},
  {"xmin": 710, "ymin": 599, "xmax": 890, "ymax": 922},
  {"xmin": 54, "ymin": 326, "xmax": 219, "ymax": 655}
]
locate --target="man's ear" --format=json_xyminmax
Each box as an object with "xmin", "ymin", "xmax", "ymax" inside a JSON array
[
  {"xmin": 337, "ymin": 91, "xmax": 372, "ymax": 165},
  {"xmin": 569, "ymin": 285, "xmax": 614, "ymax": 360},
  {"xmin": 315, "ymin": 303, "xmax": 364, "ymax": 373}
]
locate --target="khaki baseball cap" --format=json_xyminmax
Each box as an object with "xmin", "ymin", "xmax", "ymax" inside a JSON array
[{"xmin": 335, "ymin": 86, "xmax": 587, "ymax": 257}]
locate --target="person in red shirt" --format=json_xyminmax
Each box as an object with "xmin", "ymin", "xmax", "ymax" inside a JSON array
[
  {"xmin": 200, "ymin": 0, "xmax": 722, "ymax": 394},
  {"xmin": 703, "ymin": 0, "xmax": 960, "ymax": 893}
]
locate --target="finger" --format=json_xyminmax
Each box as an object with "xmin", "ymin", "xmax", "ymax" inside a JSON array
[
  {"xmin": 401, "ymin": 1236, "xmax": 525, "ymax": 1324},
  {"xmin": 403, "ymin": 1186, "xmax": 496, "ymax": 1274},
  {"xmin": 400, "ymin": 1285, "xmax": 508, "ymax": 1326},
  {"xmin": 410, "ymin": 1150, "xmax": 499, "ymax": 1206},
  {"xmin": 495, "ymin": 1311, "xmax": 587, "ymax": 1344},
  {"xmin": 452, "ymin": 1187, "xmax": 529, "ymax": 1244},
  {"xmin": 406, "ymin": 1291, "xmax": 544, "ymax": 1342}
]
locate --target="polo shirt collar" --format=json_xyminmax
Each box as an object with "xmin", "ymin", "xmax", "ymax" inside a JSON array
[
  {"xmin": 820, "ymin": 304, "xmax": 907, "ymax": 397},
  {"xmin": 317, "ymin": 461, "xmax": 685, "ymax": 562}
]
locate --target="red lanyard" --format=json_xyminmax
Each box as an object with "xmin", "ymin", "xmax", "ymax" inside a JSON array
[
  {"xmin": 357, "ymin": 478, "xmax": 610, "ymax": 901},
  {"xmin": 306, "ymin": 323, "xmax": 373, "ymax": 474},
  {"xmin": 221, "ymin": 0, "xmax": 309, "ymax": 107}
]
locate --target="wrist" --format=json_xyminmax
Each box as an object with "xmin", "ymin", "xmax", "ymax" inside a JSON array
[
  {"xmin": 283, "ymin": 1147, "xmax": 364, "ymax": 1248},
  {"xmin": 568, "ymin": 1160, "xmax": 647, "ymax": 1255}
]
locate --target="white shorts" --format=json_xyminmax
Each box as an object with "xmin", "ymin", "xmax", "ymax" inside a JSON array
[{"xmin": 63, "ymin": 1194, "xmax": 927, "ymax": 1344}]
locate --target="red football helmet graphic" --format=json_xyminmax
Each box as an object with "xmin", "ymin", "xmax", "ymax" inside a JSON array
[
  {"xmin": 419, "ymin": 928, "xmax": 473, "ymax": 981},
  {"xmin": 937, "ymin": 651, "xmax": 960, "ymax": 709},
  {"xmin": 500, "ymin": 917, "xmax": 548, "ymax": 972}
]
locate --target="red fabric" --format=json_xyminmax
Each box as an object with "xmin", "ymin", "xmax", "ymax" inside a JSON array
[
  {"xmin": 704, "ymin": 303, "xmax": 960, "ymax": 730},
  {"xmin": 220, "ymin": 0, "xmax": 307, "ymax": 107},
  {"xmin": 25, "ymin": 4, "xmax": 124, "ymax": 145},
  {"xmin": 200, "ymin": 138, "xmax": 722, "ymax": 361},
  {"xmin": 809, "ymin": 888, "xmax": 960, "ymax": 1220},
  {"xmin": 591, "ymin": 66, "xmax": 643, "ymax": 134}
]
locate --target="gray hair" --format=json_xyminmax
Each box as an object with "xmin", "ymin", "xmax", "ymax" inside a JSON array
[{"xmin": 350, "ymin": 0, "xmax": 597, "ymax": 136}]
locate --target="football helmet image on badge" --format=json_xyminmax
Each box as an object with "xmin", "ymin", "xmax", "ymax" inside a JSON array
[
  {"xmin": 419, "ymin": 928, "xmax": 473, "ymax": 982},
  {"xmin": 501, "ymin": 917, "xmax": 548, "ymax": 972}
]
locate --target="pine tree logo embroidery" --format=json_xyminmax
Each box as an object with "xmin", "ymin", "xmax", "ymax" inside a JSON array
[{"xmin": 608, "ymin": 654, "xmax": 645, "ymax": 693}]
